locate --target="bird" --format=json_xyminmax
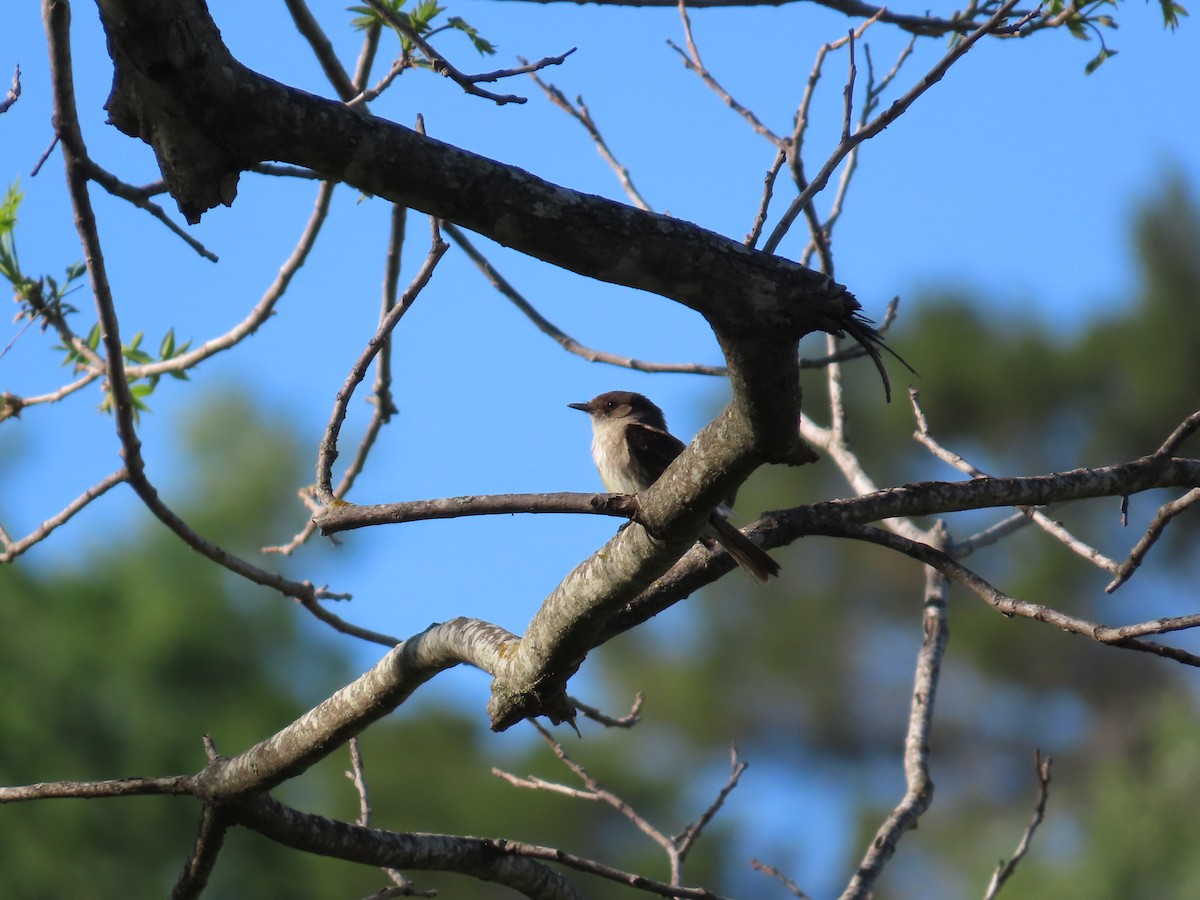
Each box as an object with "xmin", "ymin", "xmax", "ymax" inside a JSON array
[{"xmin": 568, "ymin": 390, "xmax": 780, "ymax": 584}]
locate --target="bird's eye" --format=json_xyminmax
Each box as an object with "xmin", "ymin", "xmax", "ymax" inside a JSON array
[{"xmin": 606, "ymin": 401, "xmax": 616, "ymax": 410}]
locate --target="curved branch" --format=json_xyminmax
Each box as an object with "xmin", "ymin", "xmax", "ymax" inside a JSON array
[{"xmin": 94, "ymin": 0, "xmax": 861, "ymax": 342}]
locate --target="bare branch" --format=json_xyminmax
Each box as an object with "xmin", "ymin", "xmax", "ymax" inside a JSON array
[
  {"xmin": 316, "ymin": 491, "xmax": 635, "ymax": 536},
  {"xmin": 750, "ymin": 859, "xmax": 814, "ymax": 899},
  {"xmin": 570, "ymin": 692, "xmax": 644, "ymax": 728},
  {"xmin": 497, "ymin": 0, "xmax": 1051, "ymax": 41},
  {"xmin": 1107, "ymin": 487, "xmax": 1200, "ymax": 592},
  {"xmin": 284, "ymin": 0, "xmax": 359, "ymax": 101},
  {"xmin": 746, "ymin": 147, "xmax": 787, "ymax": 248},
  {"xmin": 83, "ymin": 157, "xmax": 218, "ymax": 261},
  {"xmin": 1154, "ymin": 408, "xmax": 1200, "ymax": 457},
  {"xmin": 830, "ymin": 521, "xmax": 1200, "ymax": 667},
  {"xmin": 498, "ymin": 722, "xmax": 740, "ymax": 892},
  {"xmin": 840, "ymin": 524, "xmax": 948, "ymax": 899},
  {"xmin": 234, "ymin": 793, "xmax": 584, "ymax": 900},
  {"xmin": 125, "ymin": 179, "xmax": 335, "ymax": 380},
  {"xmin": 197, "ymin": 619, "xmax": 518, "ymax": 799},
  {"xmin": 0, "ymin": 468, "xmax": 127, "ymax": 563},
  {"xmin": 667, "ymin": 0, "xmax": 782, "ymax": 145},
  {"xmin": 267, "ymin": 204, "xmax": 408, "ymax": 555},
  {"xmin": 525, "ymin": 69, "xmax": 652, "ymax": 210},
  {"xmin": 675, "ymin": 744, "xmax": 748, "ymax": 864},
  {"xmin": 0, "ymin": 774, "xmax": 194, "ymax": 803},
  {"xmin": 443, "ymin": 223, "xmax": 725, "ymax": 374},
  {"xmin": 764, "ymin": 0, "xmax": 1027, "ymax": 253},
  {"xmin": 0, "ymin": 64, "xmax": 20, "ymax": 114},
  {"xmin": 347, "ymin": 56, "xmax": 412, "ymax": 108},
  {"xmin": 983, "ymin": 750, "xmax": 1053, "ymax": 900},
  {"xmin": 170, "ymin": 806, "xmax": 230, "ymax": 900},
  {"xmin": 911, "ymin": 388, "xmax": 1120, "ymax": 572},
  {"xmin": 316, "ymin": 226, "xmax": 448, "ymax": 501}
]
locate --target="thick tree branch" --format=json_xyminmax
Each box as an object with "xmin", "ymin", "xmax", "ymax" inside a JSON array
[
  {"xmin": 93, "ymin": 0, "xmax": 861, "ymax": 342},
  {"xmin": 230, "ymin": 794, "xmax": 583, "ymax": 900}
]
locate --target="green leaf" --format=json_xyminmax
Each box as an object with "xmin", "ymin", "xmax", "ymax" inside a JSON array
[
  {"xmin": 348, "ymin": 0, "xmax": 404, "ymax": 30},
  {"xmin": 1085, "ymin": 46, "xmax": 1117, "ymax": 74},
  {"xmin": 160, "ymin": 328, "xmax": 176, "ymax": 359},
  {"xmin": 1160, "ymin": 0, "xmax": 1188, "ymax": 28},
  {"xmin": 86, "ymin": 322, "xmax": 102, "ymax": 350},
  {"xmin": 0, "ymin": 182, "xmax": 21, "ymax": 233},
  {"xmin": 446, "ymin": 16, "xmax": 496, "ymax": 55}
]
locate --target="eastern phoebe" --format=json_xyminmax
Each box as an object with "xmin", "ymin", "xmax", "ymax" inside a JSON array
[{"xmin": 569, "ymin": 391, "xmax": 780, "ymax": 584}]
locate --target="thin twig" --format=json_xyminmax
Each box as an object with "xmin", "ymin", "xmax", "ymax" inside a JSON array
[
  {"xmin": 983, "ymin": 750, "xmax": 1052, "ymax": 900},
  {"xmin": 524, "ymin": 68, "xmax": 651, "ymax": 210},
  {"xmin": 0, "ymin": 468, "xmax": 128, "ymax": 563},
  {"xmin": 125, "ymin": 180, "xmax": 336, "ymax": 381},
  {"xmin": 1107, "ymin": 487, "xmax": 1200, "ymax": 592},
  {"xmin": 1154, "ymin": 409, "xmax": 1200, "ymax": 457},
  {"xmin": 911, "ymin": 388, "xmax": 1120, "ymax": 572},
  {"xmin": 745, "ymin": 147, "xmax": 786, "ymax": 248},
  {"xmin": 316, "ymin": 227, "xmax": 447, "ymax": 500},
  {"xmin": 831, "ymin": 521, "xmax": 1200, "ymax": 668},
  {"xmin": 0, "ymin": 65, "xmax": 20, "ymax": 114},
  {"xmin": 667, "ymin": 0, "xmax": 782, "ymax": 144},
  {"xmin": 443, "ymin": 223, "xmax": 725, "ymax": 374},
  {"xmin": 284, "ymin": 0, "xmax": 359, "ymax": 100},
  {"xmin": 750, "ymin": 859, "xmax": 814, "ymax": 899},
  {"xmin": 569, "ymin": 692, "xmax": 644, "ymax": 728},
  {"xmin": 266, "ymin": 204, "xmax": 407, "ymax": 555},
  {"xmin": 764, "ymin": 0, "xmax": 1025, "ymax": 253},
  {"xmin": 675, "ymin": 744, "xmax": 748, "ymax": 865},
  {"xmin": 83, "ymin": 157, "xmax": 218, "ymax": 261},
  {"xmin": 839, "ymin": 523, "xmax": 949, "ymax": 899}
]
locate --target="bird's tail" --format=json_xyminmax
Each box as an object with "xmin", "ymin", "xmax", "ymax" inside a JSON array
[{"xmin": 707, "ymin": 514, "xmax": 780, "ymax": 585}]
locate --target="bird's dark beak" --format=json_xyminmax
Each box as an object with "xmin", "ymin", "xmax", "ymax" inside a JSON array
[{"xmin": 567, "ymin": 402, "xmax": 590, "ymax": 412}]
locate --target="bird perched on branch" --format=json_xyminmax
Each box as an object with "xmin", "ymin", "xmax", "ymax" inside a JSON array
[{"xmin": 569, "ymin": 391, "xmax": 780, "ymax": 584}]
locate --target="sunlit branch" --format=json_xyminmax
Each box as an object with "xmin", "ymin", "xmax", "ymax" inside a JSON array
[
  {"xmin": 524, "ymin": 68, "xmax": 652, "ymax": 211},
  {"xmin": 0, "ymin": 468, "xmax": 127, "ymax": 563},
  {"xmin": 0, "ymin": 64, "xmax": 19, "ymax": 114},
  {"xmin": 266, "ymin": 204, "xmax": 408, "ymax": 556},
  {"xmin": 763, "ymin": 0, "xmax": 1026, "ymax": 253},
  {"xmin": 125, "ymin": 180, "xmax": 336, "ymax": 380},
  {"xmin": 316, "ymin": 491, "xmax": 635, "ymax": 535},
  {"xmin": 840, "ymin": 524, "xmax": 948, "ymax": 899},
  {"xmin": 315, "ymin": 226, "xmax": 448, "ymax": 500},
  {"xmin": 911, "ymin": 388, "xmax": 1120, "ymax": 572}
]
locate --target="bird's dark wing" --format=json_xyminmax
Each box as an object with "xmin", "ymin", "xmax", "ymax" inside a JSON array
[{"xmin": 624, "ymin": 422, "xmax": 687, "ymax": 486}]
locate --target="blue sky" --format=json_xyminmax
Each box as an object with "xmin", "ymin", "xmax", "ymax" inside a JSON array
[{"xmin": 2, "ymin": 2, "xmax": 1198, "ymax": 890}]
